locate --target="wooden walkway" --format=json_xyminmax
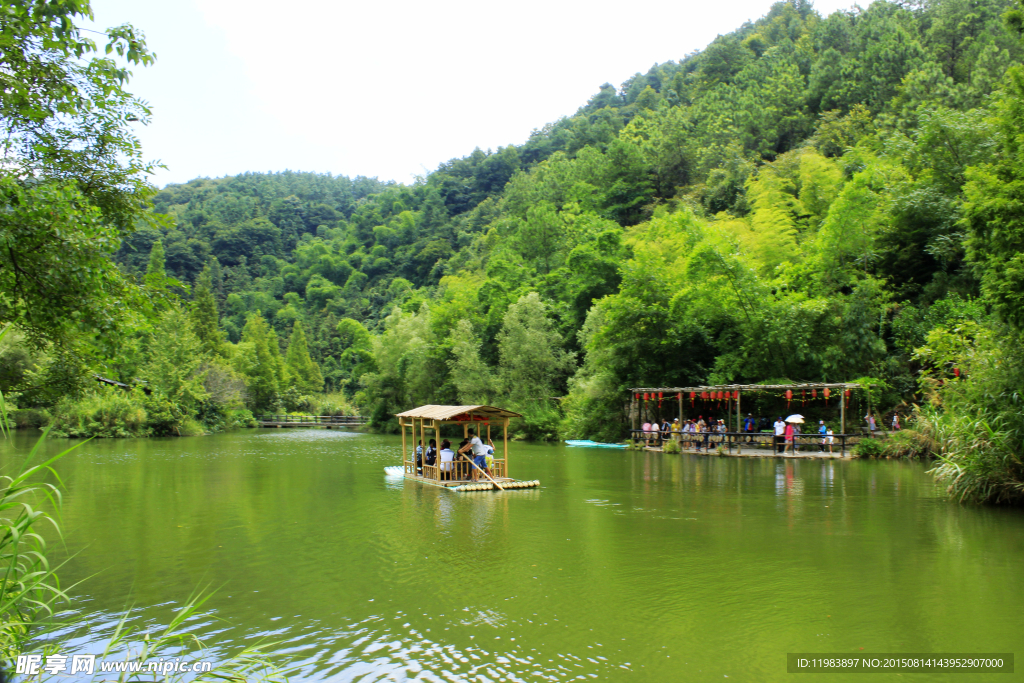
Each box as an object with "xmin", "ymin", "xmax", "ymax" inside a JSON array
[
  {"xmin": 257, "ymin": 414, "xmax": 368, "ymax": 428},
  {"xmin": 632, "ymin": 431, "xmax": 874, "ymax": 459},
  {"xmin": 645, "ymin": 445, "xmax": 850, "ymax": 459}
]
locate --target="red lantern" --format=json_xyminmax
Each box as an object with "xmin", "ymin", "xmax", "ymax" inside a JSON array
[
  {"xmin": 701, "ymin": 391, "xmax": 708, "ymax": 401},
  {"xmin": 802, "ymin": 389, "xmax": 806, "ymax": 406},
  {"xmin": 690, "ymin": 391, "xmax": 696, "ymax": 407},
  {"xmin": 785, "ymin": 389, "xmax": 792, "ymax": 408},
  {"xmin": 953, "ymin": 368, "xmax": 960, "ymax": 378},
  {"xmin": 658, "ymin": 391, "xmax": 663, "ymax": 408},
  {"xmin": 823, "ymin": 387, "xmax": 830, "ymax": 405},
  {"xmin": 844, "ymin": 389, "xmax": 851, "ymax": 407},
  {"xmin": 643, "ymin": 393, "xmax": 649, "ymax": 401},
  {"xmin": 812, "ymin": 388, "xmax": 817, "ymax": 400}
]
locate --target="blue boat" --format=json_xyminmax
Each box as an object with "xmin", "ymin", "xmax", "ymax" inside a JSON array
[{"xmin": 564, "ymin": 439, "xmax": 627, "ymax": 449}]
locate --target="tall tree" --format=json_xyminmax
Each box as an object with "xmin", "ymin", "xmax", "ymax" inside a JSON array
[
  {"xmin": 237, "ymin": 312, "xmax": 280, "ymax": 411},
  {"xmin": 497, "ymin": 292, "xmax": 575, "ymax": 405},
  {"xmin": 285, "ymin": 321, "xmax": 323, "ymax": 394},
  {"xmin": 962, "ymin": 24, "xmax": 1024, "ymax": 330},
  {"xmin": 145, "ymin": 239, "xmax": 167, "ymax": 291},
  {"xmin": 189, "ymin": 265, "xmax": 222, "ymax": 356}
]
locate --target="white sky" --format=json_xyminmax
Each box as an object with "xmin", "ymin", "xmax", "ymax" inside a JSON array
[{"xmin": 89, "ymin": 0, "xmax": 859, "ymax": 189}]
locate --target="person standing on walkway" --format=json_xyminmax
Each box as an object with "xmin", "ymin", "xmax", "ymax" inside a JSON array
[
  {"xmin": 865, "ymin": 412, "xmax": 878, "ymax": 433},
  {"xmin": 784, "ymin": 420, "xmax": 795, "ymax": 455},
  {"xmin": 774, "ymin": 417, "xmax": 786, "ymax": 453},
  {"xmin": 818, "ymin": 421, "xmax": 827, "ymax": 452},
  {"xmin": 743, "ymin": 413, "xmax": 756, "ymax": 442},
  {"xmin": 891, "ymin": 413, "xmax": 901, "ymax": 431},
  {"xmin": 641, "ymin": 420, "xmax": 651, "ymax": 445},
  {"xmin": 671, "ymin": 418, "xmax": 682, "ymax": 446}
]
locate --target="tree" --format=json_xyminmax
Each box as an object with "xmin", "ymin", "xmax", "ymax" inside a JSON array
[
  {"xmin": 145, "ymin": 239, "xmax": 167, "ymax": 290},
  {"xmin": 448, "ymin": 319, "xmax": 494, "ymax": 404},
  {"xmin": 961, "ymin": 63, "xmax": 1024, "ymax": 329},
  {"xmin": 0, "ymin": 0, "xmax": 158, "ymax": 349},
  {"xmin": 236, "ymin": 312, "xmax": 281, "ymax": 411},
  {"xmin": 285, "ymin": 321, "xmax": 323, "ymax": 394},
  {"xmin": 143, "ymin": 307, "xmax": 208, "ymax": 415},
  {"xmin": 497, "ymin": 293, "xmax": 575, "ymax": 406},
  {"xmin": 190, "ymin": 265, "xmax": 223, "ymax": 356}
]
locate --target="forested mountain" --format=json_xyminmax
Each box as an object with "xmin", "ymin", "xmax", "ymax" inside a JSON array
[
  {"xmin": 6, "ymin": 0, "xmax": 1024, "ymax": 477},
  {"xmin": 103, "ymin": 0, "xmax": 1019, "ymax": 433}
]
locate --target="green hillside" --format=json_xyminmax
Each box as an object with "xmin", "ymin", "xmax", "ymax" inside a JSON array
[{"xmin": 5, "ymin": 0, "xmax": 1024, "ymax": 500}]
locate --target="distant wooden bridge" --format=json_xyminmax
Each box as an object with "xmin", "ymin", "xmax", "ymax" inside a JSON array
[{"xmin": 257, "ymin": 415, "xmax": 369, "ymax": 428}]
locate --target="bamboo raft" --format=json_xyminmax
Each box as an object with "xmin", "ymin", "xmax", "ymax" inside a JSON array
[{"xmin": 392, "ymin": 405, "xmax": 541, "ymax": 492}]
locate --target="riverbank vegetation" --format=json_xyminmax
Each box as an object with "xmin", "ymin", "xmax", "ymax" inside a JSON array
[{"xmin": 2, "ymin": 0, "xmax": 1024, "ymax": 499}]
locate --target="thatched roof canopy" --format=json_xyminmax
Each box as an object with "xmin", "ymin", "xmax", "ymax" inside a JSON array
[{"xmin": 395, "ymin": 405, "xmax": 522, "ymax": 421}]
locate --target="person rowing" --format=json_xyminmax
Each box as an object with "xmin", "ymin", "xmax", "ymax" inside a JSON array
[{"xmin": 458, "ymin": 428, "xmax": 490, "ymax": 482}]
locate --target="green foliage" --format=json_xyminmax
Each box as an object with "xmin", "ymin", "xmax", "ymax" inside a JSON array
[
  {"xmin": 285, "ymin": 321, "xmax": 324, "ymax": 394},
  {"xmin": 50, "ymin": 391, "xmax": 148, "ymax": 438},
  {"xmin": 962, "ymin": 64, "xmax": 1024, "ymax": 330},
  {"xmin": 0, "ymin": 0, "xmax": 159, "ymax": 353},
  {"xmin": 8, "ymin": 0, "xmax": 1024, "ymax": 457},
  {"xmin": 853, "ymin": 437, "xmax": 886, "ymax": 457},
  {"xmin": 143, "ymin": 307, "xmax": 208, "ymax": 414},
  {"xmin": 235, "ymin": 311, "xmax": 287, "ymax": 412},
  {"xmin": 917, "ymin": 324, "xmax": 1024, "ymax": 503},
  {"xmin": 189, "ymin": 264, "xmax": 223, "ymax": 355}
]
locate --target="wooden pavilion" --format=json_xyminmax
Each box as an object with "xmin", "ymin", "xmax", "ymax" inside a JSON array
[
  {"xmin": 396, "ymin": 405, "xmax": 538, "ymax": 489},
  {"xmin": 629, "ymin": 382, "xmax": 870, "ymax": 436}
]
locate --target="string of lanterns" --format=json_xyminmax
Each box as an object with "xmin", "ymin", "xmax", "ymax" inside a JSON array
[{"xmin": 633, "ymin": 388, "xmax": 854, "ymax": 409}]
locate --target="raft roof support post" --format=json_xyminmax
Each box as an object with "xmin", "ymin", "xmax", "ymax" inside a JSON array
[
  {"xmin": 401, "ymin": 418, "xmax": 407, "ymax": 473},
  {"xmin": 737, "ymin": 391, "xmax": 741, "ymax": 434},
  {"xmin": 503, "ymin": 417, "xmax": 509, "ymax": 479},
  {"xmin": 841, "ymin": 391, "xmax": 846, "ymax": 447},
  {"xmin": 419, "ymin": 417, "xmax": 425, "ymax": 479},
  {"xmin": 434, "ymin": 423, "xmax": 440, "ymax": 481}
]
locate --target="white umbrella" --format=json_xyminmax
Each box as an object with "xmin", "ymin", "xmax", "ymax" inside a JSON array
[{"xmin": 785, "ymin": 414, "xmax": 805, "ymax": 423}]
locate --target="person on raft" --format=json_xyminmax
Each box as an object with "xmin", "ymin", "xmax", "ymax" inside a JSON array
[{"xmin": 458, "ymin": 428, "xmax": 490, "ymax": 482}]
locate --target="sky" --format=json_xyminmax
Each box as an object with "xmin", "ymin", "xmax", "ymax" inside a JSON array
[{"xmin": 88, "ymin": 0, "xmax": 859, "ymax": 188}]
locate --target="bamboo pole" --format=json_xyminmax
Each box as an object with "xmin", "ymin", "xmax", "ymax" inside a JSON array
[
  {"xmin": 401, "ymin": 418, "xmax": 407, "ymax": 473},
  {"xmin": 737, "ymin": 391, "xmax": 741, "ymax": 434},
  {"xmin": 434, "ymin": 424, "xmax": 440, "ymax": 481},
  {"xmin": 841, "ymin": 393, "xmax": 846, "ymax": 449},
  {"xmin": 465, "ymin": 453, "xmax": 505, "ymax": 491},
  {"xmin": 503, "ymin": 417, "xmax": 509, "ymax": 478},
  {"xmin": 419, "ymin": 418, "xmax": 425, "ymax": 478}
]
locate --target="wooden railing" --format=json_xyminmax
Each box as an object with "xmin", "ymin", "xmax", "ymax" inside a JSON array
[
  {"xmin": 405, "ymin": 457, "xmax": 506, "ymax": 482},
  {"xmin": 631, "ymin": 429, "xmax": 860, "ymax": 456},
  {"xmin": 258, "ymin": 414, "xmax": 368, "ymax": 427}
]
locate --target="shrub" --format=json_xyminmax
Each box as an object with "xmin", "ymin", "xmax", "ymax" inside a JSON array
[
  {"xmin": 662, "ymin": 439, "xmax": 681, "ymax": 454},
  {"xmin": 917, "ymin": 323, "xmax": 1024, "ymax": 504},
  {"xmin": 853, "ymin": 438, "xmax": 885, "ymax": 458},
  {"xmin": 880, "ymin": 426, "xmax": 935, "ymax": 459},
  {"xmin": 307, "ymin": 392, "xmax": 359, "ymax": 416},
  {"xmin": 49, "ymin": 391, "xmax": 148, "ymax": 438},
  {"xmin": 11, "ymin": 408, "xmax": 49, "ymax": 429}
]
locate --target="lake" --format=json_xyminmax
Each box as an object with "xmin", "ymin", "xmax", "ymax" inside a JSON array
[{"xmin": 3, "ymin": 429, "xmax": 1022, "ymax": 681}]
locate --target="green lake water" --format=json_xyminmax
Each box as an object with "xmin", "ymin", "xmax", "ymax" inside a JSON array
[{"xmin": 2, "ymin": 429, "xmax": 1022, "ymax": 682}]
